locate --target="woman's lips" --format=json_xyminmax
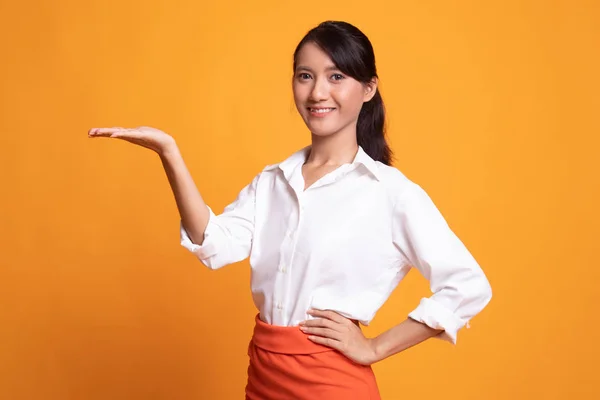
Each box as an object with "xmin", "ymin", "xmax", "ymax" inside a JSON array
[{"xmin": 308, "ymin": 107, "xmax": 336, "ymax": 117}]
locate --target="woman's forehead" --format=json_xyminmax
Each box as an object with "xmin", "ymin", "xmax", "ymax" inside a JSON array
[{"xmin": 294, "ymin": 42, "xmax": 337, "ymax": 71}]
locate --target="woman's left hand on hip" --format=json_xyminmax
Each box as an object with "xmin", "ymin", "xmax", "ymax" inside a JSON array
[{"xmin": 299, "ymin": 308, "xmax": 377, "ymax": 365}]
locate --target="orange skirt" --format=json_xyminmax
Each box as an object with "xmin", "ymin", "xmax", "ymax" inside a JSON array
[{"xmin": 245, "ymin": 313, "xmax": 381, "ymax": 400}]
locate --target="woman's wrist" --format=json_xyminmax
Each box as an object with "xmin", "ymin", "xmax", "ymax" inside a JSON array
[
  {"xmin": 158, "ymin": 139, "xmax": 179, "ymax": 160},
  {"xmin": 369, "ymin": 318, "xmax": 444, "ymax": 363},
  {"xmin": 369, "ymin": 336, "xmax": 387, "ymax": 364}
]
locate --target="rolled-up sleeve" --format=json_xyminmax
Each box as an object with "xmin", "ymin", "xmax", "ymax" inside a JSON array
[
  {"xmin": 180, "ymin": 173, "xmax": 260, "ymax": 270},
  {"xmin": 392, "ymin": 182, "xmax": 492, "ymax": 344}
]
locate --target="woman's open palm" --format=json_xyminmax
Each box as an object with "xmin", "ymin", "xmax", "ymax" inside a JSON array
[{"xmin": 88, "ymin": 126, "xmax": 176, "ymax": 155}]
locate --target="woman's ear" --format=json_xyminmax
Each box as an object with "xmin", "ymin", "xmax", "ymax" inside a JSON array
[{"xmin": 363, "ymin": 77, "xmax": 378, "ymax": 102}]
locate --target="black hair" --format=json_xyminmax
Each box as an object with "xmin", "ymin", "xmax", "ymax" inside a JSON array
[{"xmin": 293, "ymin": 21, "xmax": 393, "ymax": 165}]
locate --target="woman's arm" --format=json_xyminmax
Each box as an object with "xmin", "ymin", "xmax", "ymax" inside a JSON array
[
  {"xmin": 299, "ymin": 309, "xmax": 444, "ymax": 366},
  {"xmin": 88, "ymin": 126, "xmax": 211, "ymax": 246},
  {"xmin": 370, "ymin": 318, "xmax": 444, "ymax": 363},
  {"xmin": 159, "ymin": 144, "xmax": 210, "ymax": 246},
  {"xmin": 392, "ymin": 182, "xmax": 493, "ymax": 345},
  {"xmin": 89, "ymin": 126, "xmax": 258, "ymax": 270}
]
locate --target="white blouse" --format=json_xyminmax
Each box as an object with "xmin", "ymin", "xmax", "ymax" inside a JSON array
[{"xmin": 180, "ymin": 145, "xmax": 492, "ymax": 344}]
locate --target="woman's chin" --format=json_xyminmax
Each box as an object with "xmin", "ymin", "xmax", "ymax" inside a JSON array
[{"xmin": 305, "ymin": 123, "xmax": 340, "ymax": 137}]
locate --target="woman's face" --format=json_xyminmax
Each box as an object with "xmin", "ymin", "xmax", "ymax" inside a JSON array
[{"xmin": 293, "ymin": 42, "xmax": 377, "ymax": 138}]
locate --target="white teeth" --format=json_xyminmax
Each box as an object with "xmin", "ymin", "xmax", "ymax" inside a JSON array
[{"xmin": 310, "ymin": 108, "xmax": 334, "ymax": 113}]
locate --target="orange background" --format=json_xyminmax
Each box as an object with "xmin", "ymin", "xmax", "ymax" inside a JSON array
[{"xmin": 1, "ymin": 0, "xmax": 598, "ymax": 399}]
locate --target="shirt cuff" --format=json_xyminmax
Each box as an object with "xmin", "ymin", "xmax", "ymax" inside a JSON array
[
  {"xmin": 407, "ymin": 297, "xmax": 467, "ymax": 345},
  {"xmin": 180, "ymin": 206, "xmax": 219, "ymax": 260}
]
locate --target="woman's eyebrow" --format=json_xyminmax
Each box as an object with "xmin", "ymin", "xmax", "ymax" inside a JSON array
[
  {"xmin": 295, "ymin": 65, "xmax": 340, "ymax": 72},
  {"xmin": 295, "ymin": 65, "xmax": 313, "ymax": 72}
]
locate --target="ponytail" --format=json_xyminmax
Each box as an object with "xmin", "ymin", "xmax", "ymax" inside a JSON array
[{"xmin": 357, "ymin": 90, "xmax": 393, "ymax": 165}]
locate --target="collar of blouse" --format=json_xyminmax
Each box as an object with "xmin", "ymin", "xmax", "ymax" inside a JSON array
[{"xmin": 263, "ymin": 145, "xmax": 382, "ymax": 182}]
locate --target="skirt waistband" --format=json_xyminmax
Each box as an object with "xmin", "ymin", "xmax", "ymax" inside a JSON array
[{"xmin": 251, "ymin": 313, "xmax": 334, "ymax": 355}]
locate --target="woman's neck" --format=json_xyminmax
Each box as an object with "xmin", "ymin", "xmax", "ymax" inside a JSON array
[{"xmin": 306, "ymin": 129, "xmax": 358, "ymax": 167}]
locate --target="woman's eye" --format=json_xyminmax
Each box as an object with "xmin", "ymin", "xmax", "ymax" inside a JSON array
[
  {"xmin": 331, "ymin": 74, "xmax": 344, "ymax": 81},
  {"xmin": 298, "ymin": 73, "xmax": 311, "ymax": 80}
]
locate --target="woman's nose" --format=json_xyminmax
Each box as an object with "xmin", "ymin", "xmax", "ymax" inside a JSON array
[{"xmin": 309, "ymin": 78, "xmax": 329, "ymax": 101}]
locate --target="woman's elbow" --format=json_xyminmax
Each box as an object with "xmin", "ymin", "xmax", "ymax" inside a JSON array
[{"xmin": 477, "ymin": 273, "xmax": 493, "ymax": 308}]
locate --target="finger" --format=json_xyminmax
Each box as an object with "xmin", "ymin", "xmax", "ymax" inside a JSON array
[
  {"xmin": 301, "ymin": 326, "xmax": 343, "ymax": 341},
  {"xmin": 307, "ymin": 309, "xmax": 347, "ymax": 325},
  {"xmin": 88, "ymin": 127, "xmax": 124, "ymax": 136},
  {"xmin": 307, "ymin": 335, "xmax": 341, "ymax": 350},
  {"xmin": 93, "ymin": 128, "xmax": 122, "ymax": 133},
  {"xmin": 90, "ymin": 128, "xmax": 140, "ymax": 140},
  {"xmin": 302, "ymin": 318, "xmax": 338, "ymax": 330}
]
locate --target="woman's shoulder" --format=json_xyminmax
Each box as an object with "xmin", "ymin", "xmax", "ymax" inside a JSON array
[{"xmin": 374, "ymin": 162, "xmax": 419, "ymax": 199}]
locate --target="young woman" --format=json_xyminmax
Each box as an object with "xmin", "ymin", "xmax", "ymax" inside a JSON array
[{"xmin": 89, "ymin": 21, "xmax": 492, "ymax": 400}]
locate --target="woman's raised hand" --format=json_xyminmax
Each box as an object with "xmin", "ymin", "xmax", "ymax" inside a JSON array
[{"xmin": 88, "ymin": 126, "xmax": 177, "ymax": 156}]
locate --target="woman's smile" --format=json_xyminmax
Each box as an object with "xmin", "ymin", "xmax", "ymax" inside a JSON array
[{"xmin": 308, "ymin": 107, "xmax": 337, "ymax": 117}]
